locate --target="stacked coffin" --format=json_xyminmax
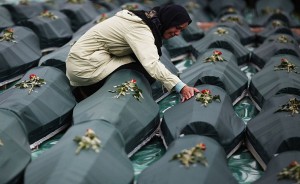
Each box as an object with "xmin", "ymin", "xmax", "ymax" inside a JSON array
[
  {"xmin": 172, "ymin": 0, "xmax": 212, "ymax": 22},
  {"xmin": 180, "ymin": 48, "xmax": 248, "ymax": 103},
  {"xmin": 24, "ymin": 121, "xmax": 134, "ymax": 184},
  {"xmin": 23, "ymin": 69, "xmax": 159, "ymax": 183},
  {"xmin": 251, "ymin": 0, "xmax": 300, "ymax": 28},
  {"xmin": 207, "ymin": 0, "xmax": 247, "ymax": 18},
  {"xmin": 257, "ymin": 20, "xmax": 300, "ymax": 44},
  {"xmin": 0, "ymin": 6, "xmax": 14, "ymax": 31},
  {"xmin": 2, "ymin": 1, "xmax": 44, "ymax": 24},
  {"xmin": 251, "ymin": 33, "xmax": 300, "ymax": 69},
  {"xmin": 160, "ymin": 84, "xmax": 245, "ymax": 156},
  {"xmin": 249, "ymin": 54, "xmax": 300, "ymax": 108},
  {"xmin": 59, "ymin": 0, "xmax": 99, "ymax": 31},
  {"xmin": 247, "ymin": 7, "xmax": 300, "ymax": 172},
  {"xmin": 19, "ymin": 10, "xmax": 73, "ymax": 50},
  {"xmin": 253, "ymin": 151, "xmax": 300, "ymax": 184},
  {"xmin": 137, "ymin": 135, "xmax": 239, "ymax": 184},
  {"xmin": 191, "ymin": 26, "xmax": 251, "ymax": 66},
  {"xmin": 0, "ymin": 66, "xmax": 76, "ymax": 183},
  {"xmin": 216, "ymin": 14, "xmax": 256, "ymax": 45},
  {"xmin": 0, "ymin": 110, "xmax": 31, "ymax": 184},
  {"xmin": 72, "ymin": 69, "xmax": 160, "ymax": 154},
  {"xmin": 246, "ymin": 94, "xmax": 300, "ymax": 169},
  {"xmin": 0, "ymin": 66, "xmax": 76, "ymax": 145},
  {"xmin": 0, "ymin": 26, "xmax": 41, "ymax": 84}
]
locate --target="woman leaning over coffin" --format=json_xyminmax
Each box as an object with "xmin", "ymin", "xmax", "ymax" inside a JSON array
[{"xmin": 66, "ymin": 4, "xmax": 199, "ymax": 102}]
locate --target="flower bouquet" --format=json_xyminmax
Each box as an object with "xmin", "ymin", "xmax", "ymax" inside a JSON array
[
  {"xmin": 73, "ymin": 128, "xmax": 101, "ymax": 155},
  {"xmin": 109, "ymin": 79, "xmax": 144, "ymax": 101},
  {"xmin": 204, "ymin": 50, "xmax": 227, "ymax": 63},
  {"xmin": 278, "ymin": 160, "xmax": 300, "ymax": 183},
  {"xmin": 14, "ymin": 74, "xmax": 46, "ymax": 94},
  {"xmin": 274, "ymin": 58, "xmax": 299, "ymax": 73},
  {"xmin": 171, "ymin": 143, "xmax": 208, "ymax": 167},
  {"xmin": 195, "ymin": 89, "xmax": 221, "ymax": 107}
]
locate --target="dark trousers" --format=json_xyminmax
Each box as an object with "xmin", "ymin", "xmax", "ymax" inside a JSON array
[{"xmin": 73, "ymin": 62, "xmax": 155, "ymax": 102}]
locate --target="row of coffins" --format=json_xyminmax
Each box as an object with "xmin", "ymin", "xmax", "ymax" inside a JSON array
[
  {"xmin": 1, "ymin": 0, "xmax": 300, "ymax": 86},
  {"xmin": 246, "ymin": 93, "xmax": 300, "ymax": 170},
  {"xmin": 0, "ymin": 66, "xmax": 76, "ymax": 183},
  {"xmin": 1, "ymin": 1, "xmax": 300, "ymax": 184},
  {"xmin": 22, "ymin": 69, "xmax": 160, "ymax": 184},
  {"xmin": 0, "ymin": 26, "xmax": 41, "ymax": 83},
  {"xmin": 249, "ymin": 54, "xmax": 300, "ymax": 108},
  {"xmin": 134, "ymin": 23, "xmax": 250, "ymax": 183}
]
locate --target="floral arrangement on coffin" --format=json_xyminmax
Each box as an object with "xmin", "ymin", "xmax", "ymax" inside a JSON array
[
  {"xmin": 40, "ymin": 10, "xmax": 58, "ymax": 20},
  {"xmin": 67, "ymin": 0, "xmax": 85, "ymax": 4},
  {"xmin": 109, "ymin": 79, "xmax": 144, "ymax": 101},
  {"xmin": 171, "ymin": 143, "xmax": 208, "ymax": 167},
  {"xmin": 261, "ymin": 7, "xmax": 282, "ymax": 15},
  {"xmin": 195, "ymin": 89, "xmax": 221, "ymax": 107},
  {"xmin": 121, "ymin": 3, "xmax": 139, "ymax": 11},
  {"xmin": 15, "ymin": 74, "xmax": 46, "ymax": 94},
  {"xmin": 214, "ymin": 27, "xmax": 228, "ymax": 35},
  {"xmin": 276, "ymin": 35, "xmax": 294, "ymax": 43},
  {"xmin": 220, "ymin": 15, "xmax": 243, "ymax": 25},
  {"xmin": 185, "ymin": 1, "xmax": 200, "ymax": 12},
  {"xmin": 272, "ymin": 20, "xmax": 286, "ymax": 28},
  {"xmin": 277, "ymin": 161, "xmax": 300, "ymax": 184},
  {"xmin": 274, "ymin": 58, "xmax": 299, "ymax": 74},
  {"xmin": 204, "ymin": 50, "xmax": 227, "ymax": 63},
  {"xmin": 73, "ymin": 129, "xmax": 101, "ymax": 155},
  {"xmin": 274, "ymin": 98, "xmax": 300, "ymax": 116},
  {"xmin": 95, "ymin": 13, "xmax": 109, "ymax": 24},
  {"xmin": 0, "ymin": 28, "xmax": 17, "ymax": 43},
  {"xmin": 225, "ymin": 7, "xmax": 237, "ymax": 14}
]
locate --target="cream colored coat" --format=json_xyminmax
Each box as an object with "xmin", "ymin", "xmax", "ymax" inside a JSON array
[{"xmin": 66, "ymin": 10, "xmax": 181, "ymax": 91}]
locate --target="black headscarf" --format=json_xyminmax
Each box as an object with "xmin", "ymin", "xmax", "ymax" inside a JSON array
[
  {"xmin": 152, "ymin": 4, "xmax": 192, "ymax": 35},
  {"xmin": 131, "ymin": 4, "xmax": 192, "ymax": 56}
]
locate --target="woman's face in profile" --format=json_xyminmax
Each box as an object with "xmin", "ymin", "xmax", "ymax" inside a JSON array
[{"xmin": 162, "ymin": 22, "xmax": 189, "ymax": 39}]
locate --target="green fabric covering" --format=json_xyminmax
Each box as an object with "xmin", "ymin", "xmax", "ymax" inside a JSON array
[
  {"xmin": 26, "ymin": 121, "xmax": 134, "ymax": 184},
  {"xmin": 30, "ymin": 59, "xmax": 264, "ymax": 183}
]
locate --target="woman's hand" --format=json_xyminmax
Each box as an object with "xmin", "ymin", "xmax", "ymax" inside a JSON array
[{"xmin": 180, "ymin": 85, "xmax": 200, "ymax": 102}]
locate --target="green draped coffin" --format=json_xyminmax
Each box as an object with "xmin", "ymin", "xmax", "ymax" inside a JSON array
[
  {"xmin": 0, "ymin": 110, "xmax": 31, "ymax": 184},
  {"xmin": 0, "ymin": 26, "xmax": 41, "ymax": 83},
  {"xmin": 257, "ymin": 20, "xmax": 300, "ymax": 44},
  {"xmin": 180, "ymin": 48, "xmax": 248, "ymax": 103},
  {"xmin": 254, "ymin": 151, "xmax": 300, "ymax": 184},
  {"xmin": 249, "ymin": 54, "xmax": 300, "ymax": 108},
  {"xmin": 0, "ymin": 6, "xmax": 14, "ymax": 31},
  {"xmin": 137, "ymin": 135, "xmax": 239, "ymax": 184},
  {"xmin": 3, "ymin": 1, "xmax": 44, "ymax": 23},
  {"xmin": 24, "ymin": 121, "xmax": 134, "ymax": 184},
  {"xmin": 192, "ymin": 26, "xmax": 250, "ymax": 65},
  {"xmin": 20, "ymin": 10, "xmax": 73, "ymax": 49},
  {"xmin": 0, "ymin": 66, "xmax": 76, "ymax": 146},
  {"xmin": 216, "ymin": 14, "xmax": 256, "ymax": 45},
  {"xmin": 246, "ymin": 94, "xmax": 300, "ymax": 169},
  {"xmin": 161, "ymin": 84, "xmax": 245, "ymax": 156},
  {"xmin": 73, "ymin": 69, "xmax": 160, "ymax": 154},
  {"xmin": 251, "ymin": 34, "xmax": 300, "ymax": 69},
  {"xmin": 60, "ymin": 0, "xmax": 98, "ymax": 31}
]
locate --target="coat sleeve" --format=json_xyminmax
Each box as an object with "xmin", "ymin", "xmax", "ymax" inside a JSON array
[{"xmin": 124, "ymin": 25, "xmax": 181, "ymax": 91}]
